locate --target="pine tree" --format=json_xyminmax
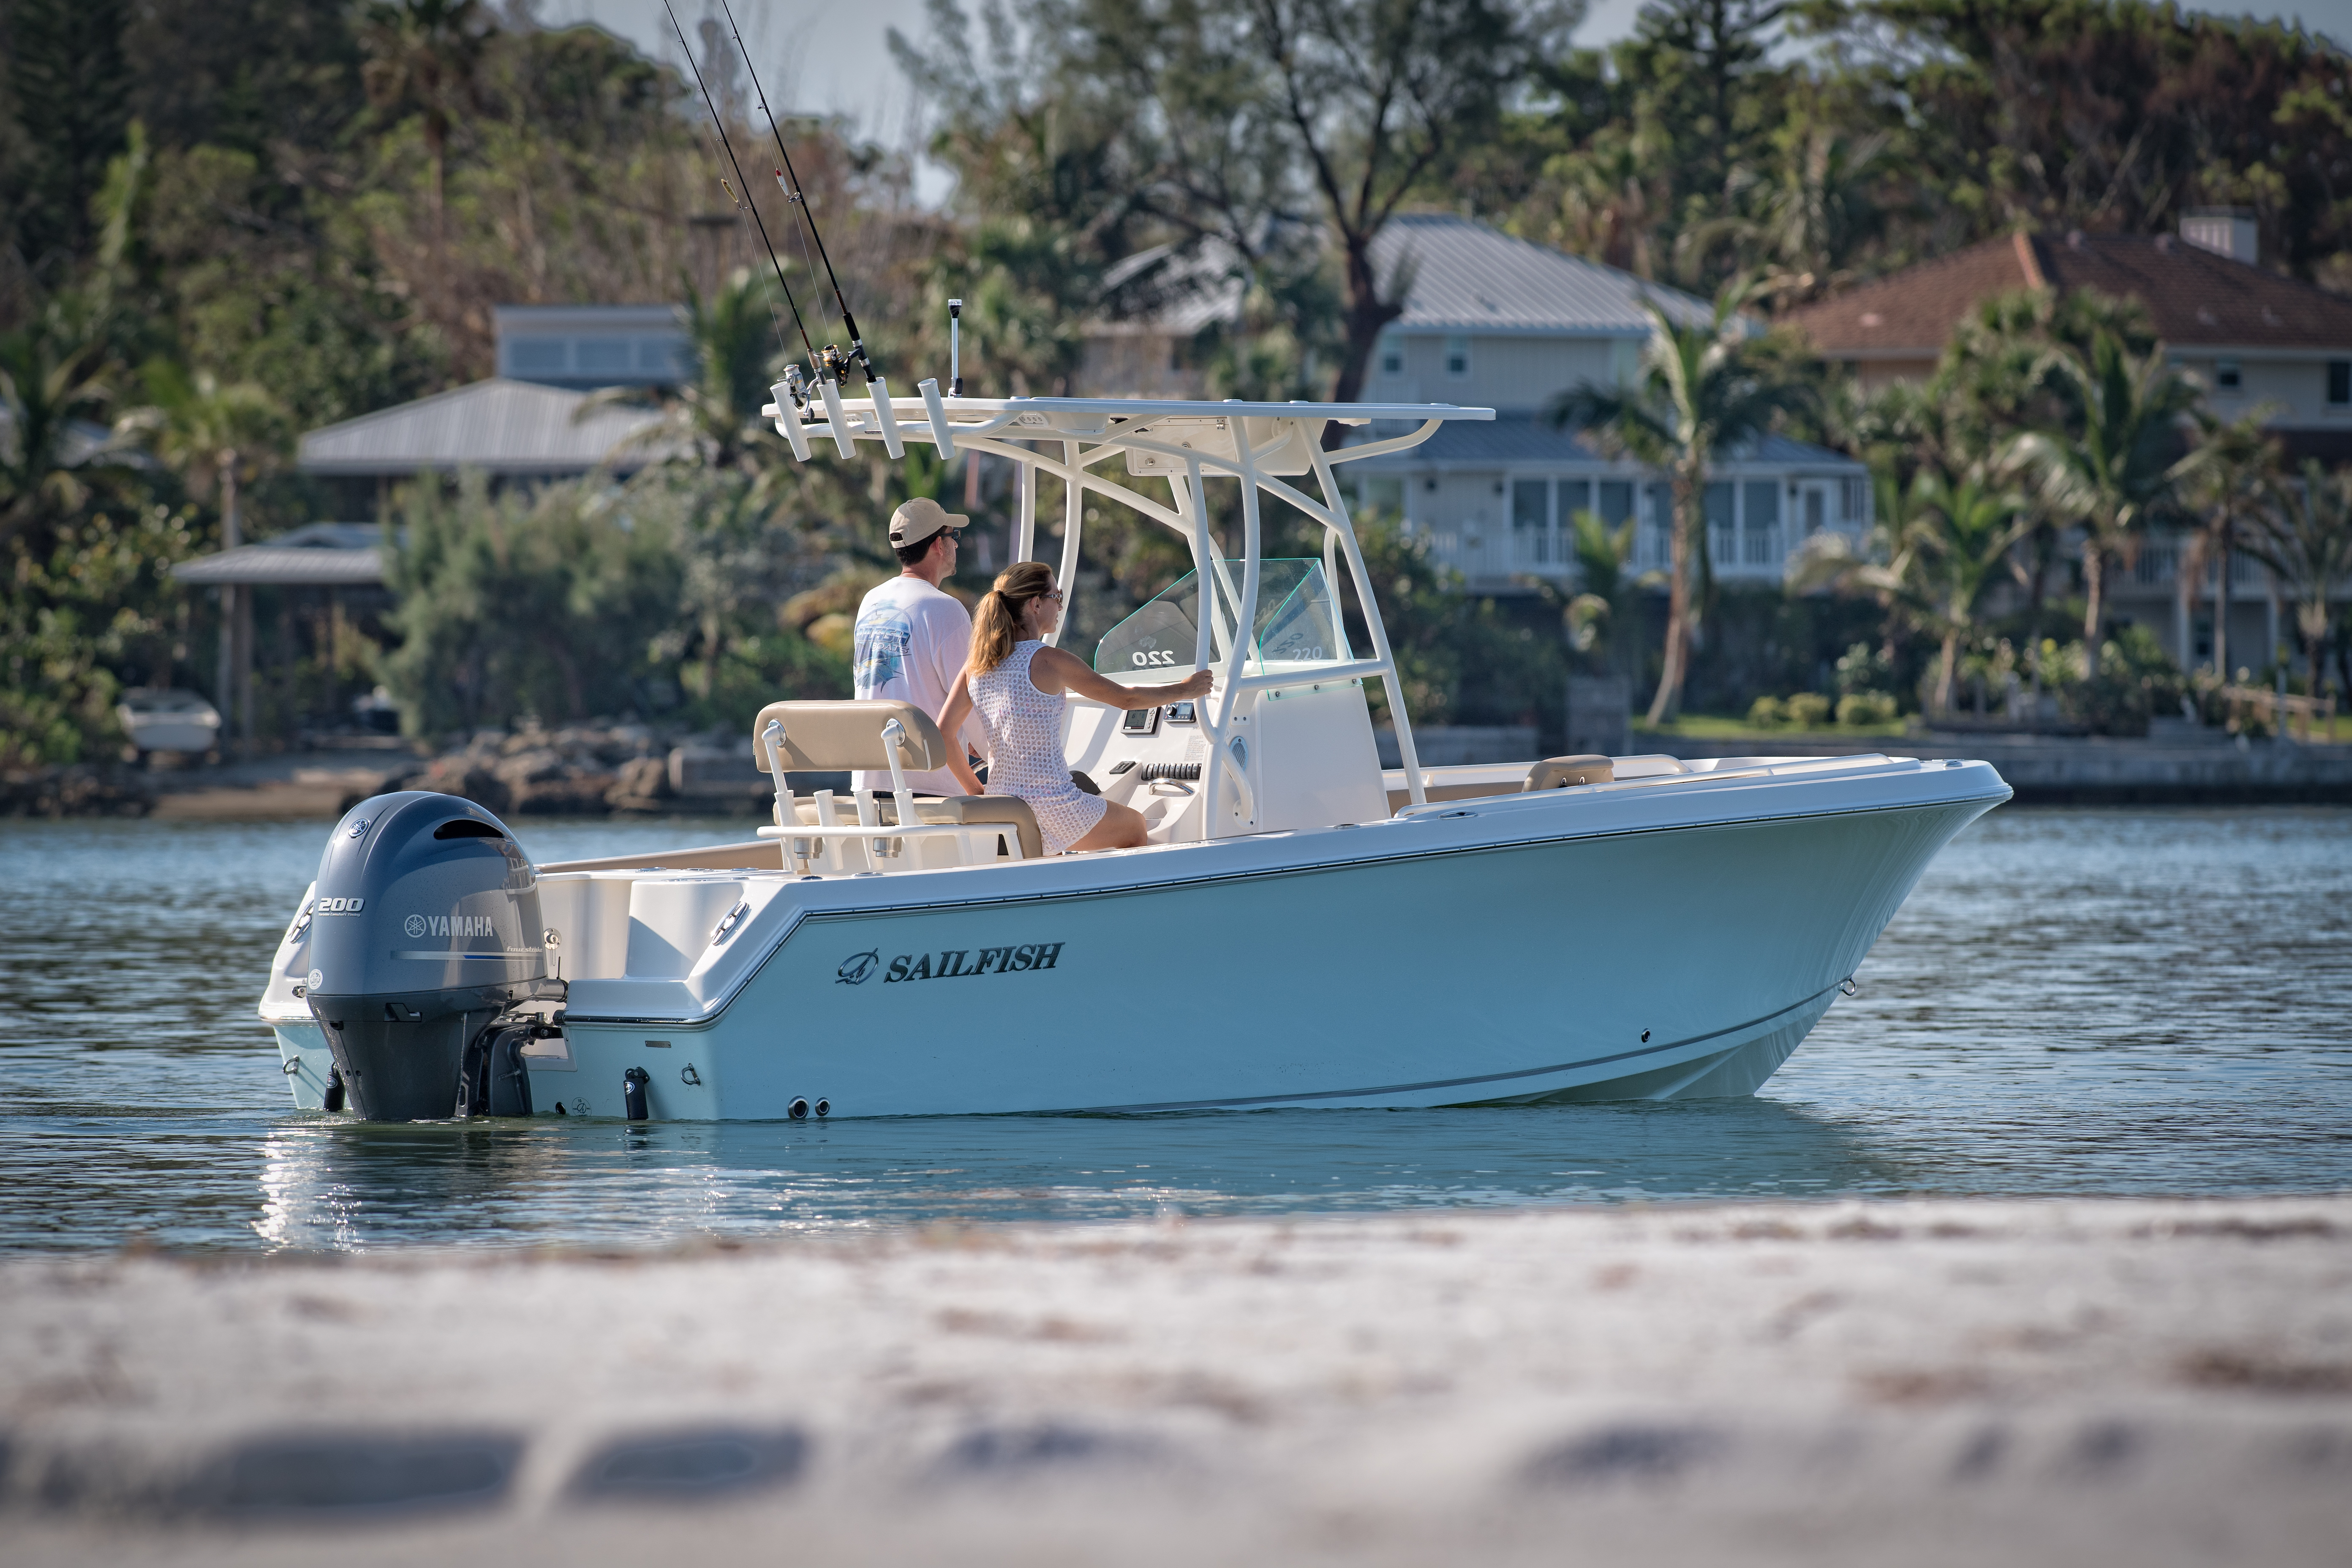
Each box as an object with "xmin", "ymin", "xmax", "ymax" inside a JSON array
[{"xmin": 6, "ymin": 0, "xmax": 133, "ymax": 271}]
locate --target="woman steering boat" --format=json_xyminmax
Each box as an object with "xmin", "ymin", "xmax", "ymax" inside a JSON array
[{"xmin": 941, "ymin": 561, "xmax": 1214, "ymax": 855}]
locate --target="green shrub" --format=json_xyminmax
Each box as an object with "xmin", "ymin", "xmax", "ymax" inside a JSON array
[
  {"xmin": 1837, "ymin": 691, "xmax": 1899, "ymax": 727},
  {"xmin": 1834, "ymin": 642, "xmax": 1895, "ymax": 697},
  {"xmin": 1784, "ymin": 691, "xmax": 1832, "ymax": 730},
  {"xmin": 382, "ymin": 474, "xmax": 684, "ymax": 736},
  {"xmin": 1746, "ymin": 695, "xmax": 1786, "ymax": 728},
  {"xmin": 2044, "ymin": 625, "xmax": 2184, "ymax": 737}
]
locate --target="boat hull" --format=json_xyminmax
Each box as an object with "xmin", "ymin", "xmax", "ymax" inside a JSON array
[
  {"xmin": 546, "ymin": 792, "xmax": 1990, "ymax": 1119},
  {"xmin": 274, "ymin": 1020, "xmax": 337, "ymax": 1110}
]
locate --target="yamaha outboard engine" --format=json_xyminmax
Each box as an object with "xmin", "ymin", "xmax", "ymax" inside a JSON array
[{"xmin": 304, "ymin": 792, "xmax": 558, "ymax": 1121}]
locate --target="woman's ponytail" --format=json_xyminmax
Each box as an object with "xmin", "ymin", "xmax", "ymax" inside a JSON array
[{"xmin": 970, "ymin": 561, "xmax": 1057, "ymax": 672}]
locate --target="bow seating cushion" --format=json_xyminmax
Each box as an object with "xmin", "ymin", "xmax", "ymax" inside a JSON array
[{"xmin": 1523, "ymin": 755, "xmax": 1614, "ymax": 790}]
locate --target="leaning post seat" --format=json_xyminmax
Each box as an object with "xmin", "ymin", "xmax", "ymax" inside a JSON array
[{"xmin": 749, "ymin": 700, "xmax": 1042, "ymax": 868}]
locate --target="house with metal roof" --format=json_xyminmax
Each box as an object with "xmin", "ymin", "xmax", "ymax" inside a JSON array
[
  {"xmin": 1080, "ymin": 215, "xmax": 1868, "ymax": 593},
  {"xmin": 296, "ymin": 377, "xmax": 669, "ymax": 482},
  {"xmin": 1338, "ymin": 215, "xmax": 1870, "ymax": 594},
  {"xmin": 173, "ymin": 522, "xmax": 388, "ymax": 589}
]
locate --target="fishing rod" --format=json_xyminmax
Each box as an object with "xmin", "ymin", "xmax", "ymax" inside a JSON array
[
  {"xmin": 716, "ymin": 0, "xmax": 877, "ymax": 389},
  {"xmin": 661, "ymin": 0, "xmax": 821, "ymax": 426}
]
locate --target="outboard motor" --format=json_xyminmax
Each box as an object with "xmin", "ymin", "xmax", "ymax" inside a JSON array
[{"xmin": 304, "ymin": 792, "xmax": 559, "ymax": 1121}]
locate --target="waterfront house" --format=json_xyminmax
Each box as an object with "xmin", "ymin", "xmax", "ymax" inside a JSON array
[
  {"xmin": 297, "ymin": 306, "xmax": 679, "ymax": 515},
  {"xmin": 1079, "ymin": 215, "xmax": 1874, "ymax": 596},
  {"xmin": 1786, "ymin": 218, "xmax": 2352, "ymax": 674}
]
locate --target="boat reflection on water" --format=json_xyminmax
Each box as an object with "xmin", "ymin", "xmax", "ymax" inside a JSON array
[{"xmin": 245, "ymin": 1099, "xmax": 1909, "ymax": 1252}]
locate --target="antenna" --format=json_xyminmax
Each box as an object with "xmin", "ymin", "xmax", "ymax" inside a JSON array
[
  {"xmin": 949, "ymin": 299, "xmax": 963, "ymax": 396},
  {"xmin": 661, "ymin": 0, "xmax": 818, "ymax": 397},
  {"xmin": 716, "ymin": 0, "xmax": 875, "ymax": 385}
]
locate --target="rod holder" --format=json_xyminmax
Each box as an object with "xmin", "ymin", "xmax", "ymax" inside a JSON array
[
  {"xmin": 816, "ymin": 374, "xmax": 855, "ymax": 459},
  {"xmin": 948, "ymin": 297, "xmax": 963, "ymax": 396},
  {"xmin": 919, "ymin": 378, "xmax": 953, "ymax": 459},
  {"xmin": 768, "ymin": 381, "xmax": 811, "ymax": 462},
  {"xmin": 868, "ymin": 375, "xmax": 906, "ymax": 459}
]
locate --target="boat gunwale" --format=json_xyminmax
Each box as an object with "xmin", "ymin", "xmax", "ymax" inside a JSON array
[{"xmin": 557, "ymin": 768, "xmax": 2010, "ymax": 1027}]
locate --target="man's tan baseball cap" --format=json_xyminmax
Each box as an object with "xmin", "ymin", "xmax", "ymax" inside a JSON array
[{"xmin": 888, "ymin": 496, "xmax": 970, "ymax": 548}]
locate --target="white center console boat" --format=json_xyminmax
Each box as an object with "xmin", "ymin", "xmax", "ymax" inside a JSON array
[{"xmin": 258, "ymin": 392, "xmax": 2009, "ymax": 1121}]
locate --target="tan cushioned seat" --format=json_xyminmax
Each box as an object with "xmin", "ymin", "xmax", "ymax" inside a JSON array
[
  {"xmin": 876, "ymin": 794, "xmax": 1044, "ymax": 861},
  {"xmin": 1523, "ymin": 755, "xmax": 1614, "ymax": 790},
  {"xmin": 752, "ymin": 700, "xmax": 949, "ymax": 774}
]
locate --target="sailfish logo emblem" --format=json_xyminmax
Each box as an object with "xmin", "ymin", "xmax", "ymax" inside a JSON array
[{"xmin": 836, "ymin": 950, "xmax": 879, "ymax": 985}]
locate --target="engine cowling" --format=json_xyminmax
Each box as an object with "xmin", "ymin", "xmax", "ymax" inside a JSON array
[{"xmin": 304, "ymin": 792, "xmax": 555, "ymax": 1120}]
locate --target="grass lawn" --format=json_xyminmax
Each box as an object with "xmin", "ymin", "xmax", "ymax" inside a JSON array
[{"xmin": 1633, "ymin": 713, "xmax": 1915, "ymax": 743}]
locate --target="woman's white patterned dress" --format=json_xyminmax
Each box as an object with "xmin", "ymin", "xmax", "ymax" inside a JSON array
[{"xmin": 970, "ymin": 640, "xmax": 1106, "ymax": 855}]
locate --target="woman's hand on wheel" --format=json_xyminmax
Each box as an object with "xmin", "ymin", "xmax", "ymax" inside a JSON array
[{"xmin": 1179, "ymin": 669, "xmax": 1214, "ymax": 700}]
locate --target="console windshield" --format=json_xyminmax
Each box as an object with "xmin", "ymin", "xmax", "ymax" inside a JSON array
[{"xmin": 1094, "ymin": 559, "xmax": 1352, "ymax": 680}]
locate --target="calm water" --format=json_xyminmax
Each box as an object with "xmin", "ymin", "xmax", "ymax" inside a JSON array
[{"xmin": 2, "ymin": 808, "xmax": 2348, "ymax": 1253}]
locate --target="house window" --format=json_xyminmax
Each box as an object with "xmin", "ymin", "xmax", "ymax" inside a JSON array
[
  {"xmin": 1598, "ymin": 480, "xmax": 1633, "ymax": 525},
  {"xmin": 1378, "ymin": 336, "xmax": 1403, "ymax": 376},
  {"xmin": 508, "ymin": 339, "xmax": 566, "ymax": 375},
  {"xmin": 1360, "ymin": 477, "xmax": 1404, "ymax": 517},
  {"xmin": 1511, "ymin": 479, "xmax": 1551, "ymax": 564},
  {"xmin": 1802, "ymin": 485, "xmax": 1826, "ymax": 534},
  {"xmin": 1840, "ymin": 476, "xmax": 1868, "ymax": 523},
  {"xmin": 1742, "ymin": 481, "xmax": 1780, "ymax": 564},
  {"xmin": 1706, "ymin": 482, "xmax": 1736, "ymax": 564},
  {"xmin": 1645, "ymin": 482, "xmax": 1673, "ymax": 564},
  {"xmin": 1444, "ymin": 335, "xmax": 1470, "ymax": 378},
  {"xmin": 575, "ymin": 338, "xmax": 633, "ymax": 376},
  {"xmin": 1558, "ymin": 479, "xmax": 1592, "ymax": 528},
  {"xmin": 2330, "ymin": 361, "xmax": 2351, "ymax": 406},
  {"xmin": 2216, "ymin": 360, "xmax": 2242, "ymax": 391}
]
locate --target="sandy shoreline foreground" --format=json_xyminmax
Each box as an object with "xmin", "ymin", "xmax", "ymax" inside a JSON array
[{"xmin": 3, "ymin": 1196, "xmax": 2348, "ymax": 1565}]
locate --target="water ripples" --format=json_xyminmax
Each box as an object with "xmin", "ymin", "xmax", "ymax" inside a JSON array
[{"xmin": 2, "ymin": 806, "xmax": 2347, "ymax": 1252}]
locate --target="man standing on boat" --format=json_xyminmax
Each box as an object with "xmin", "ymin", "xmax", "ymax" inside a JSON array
[{"xmin": 851, "ymin": 497, "xmax": 980, "ymax": 796}]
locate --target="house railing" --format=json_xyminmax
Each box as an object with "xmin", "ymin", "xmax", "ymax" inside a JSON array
[
  {"xmin": 2126, "ymin": 542, "xmax": 2273, "ymax": 593},
  {"xmin": 1421, "ymin": 518, "xmax": 1847, "ymax": 583},
  {"xmin": 2222, "ymin": 684, "xmax": 2338, "ymax": 742}
]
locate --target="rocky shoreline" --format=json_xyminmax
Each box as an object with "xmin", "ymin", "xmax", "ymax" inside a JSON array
[{"xmin": 1, "ymin": 721, "xmax": 777, "ymax": 821}]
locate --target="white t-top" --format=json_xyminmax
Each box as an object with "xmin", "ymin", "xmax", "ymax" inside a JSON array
[{"xmin": 850, "ymin": 574, "xmax": 977, "ymax": 795}]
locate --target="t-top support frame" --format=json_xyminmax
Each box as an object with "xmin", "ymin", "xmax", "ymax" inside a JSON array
[{"xmin": 764, "ymin": 388, "xmax": 1498, "ymax": 822}]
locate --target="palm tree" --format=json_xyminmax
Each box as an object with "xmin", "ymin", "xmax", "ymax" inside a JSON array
[
  {"xmin": 1527, "ymin": 509, "xmax": 1648, "ymax": 665},
  {"xmin": 2174, "ymin": 411, "xmax": 2284, "ymax": 680},
  {"xmin": 591, "ymin": 269, "xmax": 785, "ymax": 476},
  {"xmin": 2007, "ymin": 327, "xmax": 2202, "ymax": 645},
  {"xmin": 1788, "ymin": 466, "xmax": 1941, "ymax": 689},
  {"xmin": 1906, "ymin": 473, "xmax": 2028, "ymax": 715},
  {"xmin": 360, "ymin": 0, "xmax": 492, "ymax": 318},
  {"xmin": 1674, "ymin": 126, "xmax": 1888, "ymax": 308},
  {"xmin": 2246, "ymin": 461, "xmax": 2352, "ymax": 701},
  {"xmin": 115, "ymin": 362, "xmax": 287, "ymax": 746},
  {"xmin": 1554, "ymin": 131, "xmax": 1668, "ymax": 279},
  {"xmin": 1551, "ymin": 278, "xmax": 1814, "ymax": 724},
  {"xmin": 0, "ymin": 303, "xmax": 115, "ymax": 561}
]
